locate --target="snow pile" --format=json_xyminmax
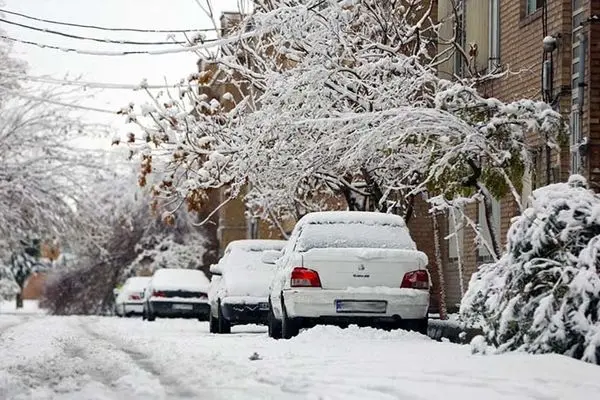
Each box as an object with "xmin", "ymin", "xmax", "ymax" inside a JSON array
[
  {"xmin": 460, "ymin": 175, "xmax": 600, "ymax": 364},
  {"xmin": 150, "ymin": 268, "xmax": 210, "ymax": 292}
]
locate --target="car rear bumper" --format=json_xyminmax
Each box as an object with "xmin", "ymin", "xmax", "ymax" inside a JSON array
[
  {"xmin": 123, "ymin": 303, "xmax": 144, "ymax": 315},
  {"xmin": 221, "ymin": 300, "xmax": 270, "ymax": 325},
  {"xmin": 149, "ymin": 300, "xmax": 210, "ymax": 319},
  {"xmin": 282, "ymin": 288, "xmax": 429, "ymax": 320}
]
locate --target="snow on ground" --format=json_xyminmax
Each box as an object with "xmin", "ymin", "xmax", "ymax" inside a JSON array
[
  {"xmin": 0, "ymin": 300, "xmax": 45, "ymax": 314},
  {"xmin": 0, "ymin": 316, "xmax": 599, "ymax": 400}
]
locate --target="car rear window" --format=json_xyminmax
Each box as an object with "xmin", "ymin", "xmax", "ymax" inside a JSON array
[{"xmin": 296, "ymin": 222, "xmax": 416, "ymax": 251}]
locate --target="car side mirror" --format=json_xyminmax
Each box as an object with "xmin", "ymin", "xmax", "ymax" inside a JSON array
[
  {"xmin": 113, "ymin": 288, "xmax": 120, "ymax": 297},
  {"xmin": 209, "ymin": 263, "xmax": 222, "ymax": 275},
  {"xmin": 261, "ymin": 250, "xmax": 282, "ymax": 265}
]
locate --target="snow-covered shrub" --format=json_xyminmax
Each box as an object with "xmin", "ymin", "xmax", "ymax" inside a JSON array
[{"xmin": 460, "ymin": 175, "xmax": 600, "ymax": 364}]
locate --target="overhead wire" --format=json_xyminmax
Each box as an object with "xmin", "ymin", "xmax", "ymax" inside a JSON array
[
  {"xmin": 0, "ymin": 70, "xmax": 200, "ymax": 90},
  {"xmin": 0, "ymin": 17, "xmax": 190, "ymax": 45},
  {"xmin": 0, "ymin": 30, "xmax": 254, "ymax": 56},
  {"xmin": 0, "ymin": 87, "xmax": 119, "ymax": 114},
  {"xmin": 0, "ymin": 8, "xmax": 219, "ymax": 33}
]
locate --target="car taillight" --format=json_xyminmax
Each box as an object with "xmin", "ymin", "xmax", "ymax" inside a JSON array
[
  {"xmin": 152, "ymin": 290, "xmax": 166, "ymax": 297},
  {"xmin": 400, "ymin": 270, "xmax": 429, "ymax": 290},
  {"xmin": 129, "ymin": 294, "xmax": 141, "ymax": 301},
  {"xmin": 291, "ymin": 267, "xmax": 322, "ymax": 288}
]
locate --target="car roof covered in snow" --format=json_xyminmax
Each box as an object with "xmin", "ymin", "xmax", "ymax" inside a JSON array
[
  {"xmin": 224, "ymin": 239, "xmax": 287, "ymax": 253},
  {"xmin": 297, "ymin": 211, "xmax": 407, "ymax": 227},
  {"xmin": 150, "ymin": 268, "xmax": 210, "ymax": 292},
  {"xmin": 123, "ymin": 276, "xmax": 151, "ymax": 291}
]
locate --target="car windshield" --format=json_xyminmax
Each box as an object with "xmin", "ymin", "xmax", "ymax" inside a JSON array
[{"xmin": 296, "ymin": 222, "xmax": 415, "ymax": 252}]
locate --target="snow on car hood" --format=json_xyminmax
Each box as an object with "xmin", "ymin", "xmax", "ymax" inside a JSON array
[
  {"xmin": 221, "ymin": 250, "xmax": 276, "ymax": 298},
  {"xmin": 150, "ymin": 268, "xmax": 210, "ymax": 292}
]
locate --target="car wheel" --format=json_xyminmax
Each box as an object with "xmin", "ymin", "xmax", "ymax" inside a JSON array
[
  {"xmin": 415, "ymin": 317, "xmax": 428, "ymax": 336},
  {"xmin": 217, "ymin": 301, "xmax": 231, "ymax": 334},
  {"xmin": 267, "ymin": 300, "xmax": 282, "ymax": 339},
  {"xmin": 281, "ymin": 296, "xmax": 300, "ymax": 340},
  {"xmin": 209, "ymin": 310, "xmax": 219, "ymax": 333},
  {"xmin": 147, "ymin": 309, "xmax": 156, "ymax": 322}
]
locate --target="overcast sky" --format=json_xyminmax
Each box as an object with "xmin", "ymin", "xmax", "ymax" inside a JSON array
[{"xmin": 1, "ymin": 0, "xmax": 241, "ymax": 144}]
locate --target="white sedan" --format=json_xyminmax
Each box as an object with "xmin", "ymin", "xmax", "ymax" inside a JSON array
[
  {"xmin": 267, "ymin": 211, "xmax": 430, "ymax": 339},
  {"xmin": 114, "ymin": 277, "xmax": 151, "ymax": 317},
  {"xmin": 208, "ymin": 239, "xmax": 287, "ymax": 334}
]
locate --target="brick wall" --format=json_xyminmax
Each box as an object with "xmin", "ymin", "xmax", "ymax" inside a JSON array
[
  {"xmin": 587, "ymin": 1, "xmax": 600, "ymax": 189},
  {"xmin": 442, "ymin": 0, "xmax": 574, "ymax": 306},
  {"xmin": 406, "ymin": 195, "xmax": 446, "ymax": 313}
]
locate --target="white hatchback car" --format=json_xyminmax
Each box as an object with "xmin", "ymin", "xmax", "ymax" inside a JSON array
[
  {"xmin": 267, "ymin": 211, "xmax": 430, "ymax": 339},
  {"xmin": 114, "ymin": 276, "xmax": 151, "ymax": 317},
  {"xmin": 208, "ymin": 239, "xmax": 287, "ymax": 334}
]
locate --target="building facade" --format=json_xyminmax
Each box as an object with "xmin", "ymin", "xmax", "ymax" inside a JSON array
[{"xmin": 437, "ymin": 0, "xmax": 599, "ymax": 311}]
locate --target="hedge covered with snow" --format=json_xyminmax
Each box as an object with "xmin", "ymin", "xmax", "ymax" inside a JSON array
[{"xmin": 460, "ymin": 175, "xmax": 600, "ymax": 364}]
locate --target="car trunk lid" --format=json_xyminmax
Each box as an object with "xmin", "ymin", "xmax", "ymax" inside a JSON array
[{"xmin": 300, "ymin": 248, "xmax": 428, "ymax": 290}]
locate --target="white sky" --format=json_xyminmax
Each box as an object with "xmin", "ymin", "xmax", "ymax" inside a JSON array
[{"xmin": 1, "ymin": 0, "xmax": 241, "ymax": 144}]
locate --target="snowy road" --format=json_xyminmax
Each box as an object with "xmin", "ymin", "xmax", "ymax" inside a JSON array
[{"xmin": 0, "ymin": 316, "xmax": 599, "ymax": 400}]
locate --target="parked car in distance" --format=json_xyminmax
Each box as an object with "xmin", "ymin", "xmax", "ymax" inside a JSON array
[
  {"xmin": 114, "ymin": 276, "xmax": 151, "ymax": 317},
  {"xmin": 143, "ymin": 268, "xmax": 210, "ymax": 321},
  {"xmin": 267, "ymin": 211, "xmax": 430, "ymax": 339},
  {"xmin": 209, "ymin": 239, "xmax": 287, "ymax": 334}
]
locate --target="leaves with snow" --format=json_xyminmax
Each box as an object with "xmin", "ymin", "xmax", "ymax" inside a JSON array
[{"xmin": 460, "ymin": 175, "xmax": 600, "ymax": 364}]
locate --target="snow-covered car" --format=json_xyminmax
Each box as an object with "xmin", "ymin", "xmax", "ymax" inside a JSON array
[
  {"xmin": 267, "ymin": 211, "xmax": 430, "ymax": 339},
  {"xmin": 114, "ymin": 276, "xmax": 151, "ymax": 317},
  {"xmin": 208, "ymin": 239, "xmax": 287, "ymax": 334},
  {"xmin": 142, "ymin": 268, "xmax": 210, "ymax": 321}
]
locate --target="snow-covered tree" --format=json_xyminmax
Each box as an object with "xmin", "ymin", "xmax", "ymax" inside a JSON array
[
  {"xmin": 460, "ymin": 175, "xmax": 600, "ymax": 364},
  {"xmin": 41, "ymin": 161, "xmax": 212, "ymax": 315},
  {"xmin": 0, "ymin": 240, "xmax": 53, "ymax": 308},
  {"xmin": 127, "ymin": 0, "xmax": 563, "ymax": 257}
]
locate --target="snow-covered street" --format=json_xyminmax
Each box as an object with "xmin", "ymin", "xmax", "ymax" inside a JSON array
[{"xmin": 1, "ymin": 316, "xmax": 599, "ymax": 400}]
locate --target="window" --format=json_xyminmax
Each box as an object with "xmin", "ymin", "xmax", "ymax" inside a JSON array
[
  {"xmin": 454, "ymin": 3, "xmax": 466, "ymax": 77},
  {"xmin": 489, "ymin": 0, "xmax": 501, "ymax": 72},
  {"xmin": 571, "ymin": 108, "xmax": 582, "ymax": 174},
  {"xmin": 525, "ymin": 0, "xmax": 543, "ymax": 15}
]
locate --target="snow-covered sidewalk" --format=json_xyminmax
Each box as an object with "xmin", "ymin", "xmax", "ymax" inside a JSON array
[{"xmin": 0, "ymin": 316, "xmax": 598, "ymax": 400}]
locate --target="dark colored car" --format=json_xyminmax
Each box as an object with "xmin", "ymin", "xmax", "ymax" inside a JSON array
[{"xmin": 142, "ymin": 268, "xmax": 210, "ymax": 321}]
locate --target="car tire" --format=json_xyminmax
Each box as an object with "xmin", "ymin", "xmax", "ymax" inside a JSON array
[
  {"xmin": 217, "ymin": 301, "xmax": 231, "ymax": 334},
  {"xmin": 415, "ymin": 317, "xmax": 428, "ymax": 336},
  {"xmin": 142, "ymin": 308, "xmax": 147, "ymax": 320},
  {"xmin": 267, "ymin": 300, "xmax": 282, "ymax": 339},
  {"xmin": 209, "ymin": 310, "xmax": 219, "ymax": 333},
  {"xmin": 281, "ymin": 296, "xmax": 300, "ymax": 340},
  {"xmin": 147, "ymin": 310, "xmax": 156, "ymax": 322}
]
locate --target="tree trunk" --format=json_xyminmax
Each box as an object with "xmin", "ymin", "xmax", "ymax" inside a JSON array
[
  {"xmin": 360, "ymin": 166, "xmax": 387, "ymax": 213},
  {"xmin": 16, "ymin": 292, "xmax": 23, "ymax": 309},
  {"xmin": 478, "ymin": 188, "xmax": 501, "ymax": 260},
  {"xmin": 404, "ymin": 194, "xmax": 415, "ymax": 223},
  {"xmin": 432, "ymin": 211, "xmax": 448, "ymax": 320}
]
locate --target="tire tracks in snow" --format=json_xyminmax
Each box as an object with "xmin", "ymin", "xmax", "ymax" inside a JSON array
[
  {"xmin": 76, "ymin": 318, "xmax": 206, "ymax": 399},
  {"xmin": 0, "ymin": 315, "xmax": 33, "ymax": 337}
]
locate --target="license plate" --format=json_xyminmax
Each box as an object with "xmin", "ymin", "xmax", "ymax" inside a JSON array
[
  {"xmin": 335, "ymin": 300, "xmax": 387, "ymax": 314},
  {"xmin": 258, "ymin": 302, "xmax": 269, "ymax": 310},
  {"xmin": 172, "ymin": 304, "xmax": 193, "ymax": 310}
]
